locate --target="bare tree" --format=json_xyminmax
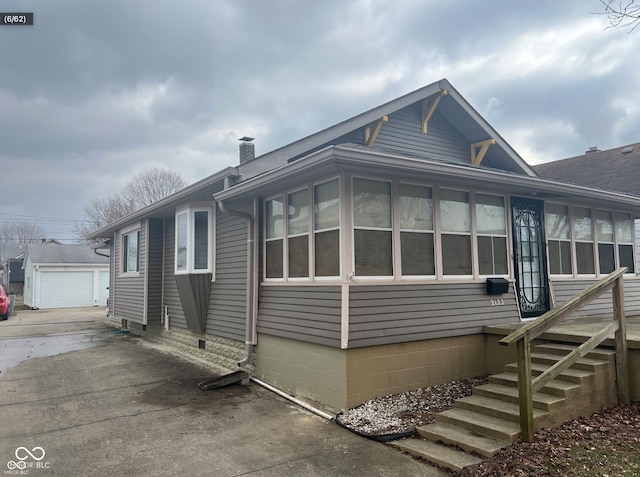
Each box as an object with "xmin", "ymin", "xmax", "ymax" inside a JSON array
[
  {"xmin": 0, "ymin": 221, "xmax": 46, "ymax": 243},
  {"xmin": 600, "ymin": 0, "xmax": 640, "ymax": 31},
  {"xmin": 76, "ymin": 167, "xmax": 187, "ymax": 242},
  {"xmin": 121, "ymin": 166, "xmax": 187, "ymax": 208}
]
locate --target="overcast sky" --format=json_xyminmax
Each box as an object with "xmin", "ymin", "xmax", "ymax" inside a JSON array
[{"xmin": 1, "ymin": 1, "xmax": 638, "ymax": 242}]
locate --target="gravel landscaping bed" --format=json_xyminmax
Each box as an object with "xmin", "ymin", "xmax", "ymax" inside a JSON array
[{"xmin": 337, "ymin": 375, "xmax": 489, "ymax": 436}]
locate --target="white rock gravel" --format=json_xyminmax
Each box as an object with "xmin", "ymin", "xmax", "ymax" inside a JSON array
[{"xmin": 338, "ymin": 375, "xmax": 489, "ymax": 436}]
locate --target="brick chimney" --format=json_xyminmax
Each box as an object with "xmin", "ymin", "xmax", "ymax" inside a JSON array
[{"xmin": 239, "ymin": 137, "xmax": 255, "ymax": 163}]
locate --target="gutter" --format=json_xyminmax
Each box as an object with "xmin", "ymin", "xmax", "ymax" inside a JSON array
[{"xmin": 217, "ymin": 186, "xmax": 258, "ymax": 368}]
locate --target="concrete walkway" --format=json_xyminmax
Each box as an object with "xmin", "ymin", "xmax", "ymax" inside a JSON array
[{"xmin": 0, "ymin": 308, "xmax": 445, "ymax": 477}]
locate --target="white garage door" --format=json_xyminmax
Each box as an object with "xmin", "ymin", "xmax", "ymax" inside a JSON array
[{"xmin": 40, "ymin": 271, "xmax": 94, "ymax": 309}]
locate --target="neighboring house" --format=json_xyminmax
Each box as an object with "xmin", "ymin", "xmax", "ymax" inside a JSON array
[
  {"xmin": 0, "ymin": 243, "xmax": 26, "ymax": 291},
  {"xmin": 4, "ymin": 258, "xmax": 25, "ymax": 295},
  {"xmin": 88, "ymin": 79, "xmax": 640, "ymax": 410},
  {"xmin": 534, "ymin": 142, "xmax": 640, "ymax": 272},
  {"xmin": 23, "ymin": 244, "xmax": 109, "ymax": 309}
]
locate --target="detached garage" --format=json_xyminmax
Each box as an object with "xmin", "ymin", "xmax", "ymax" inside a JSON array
[{"xmin": 23, "ymin": 244, "xmax": 109, "ymax": 309}]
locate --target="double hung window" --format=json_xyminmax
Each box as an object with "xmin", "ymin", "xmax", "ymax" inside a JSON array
[
  {"xmin": 595, "ymin": 210, "xmax": 615, "ymax": 274},
  {"xmin": 175, "ymin": 206, "xmax": 213, "ymax": 274},
  {"xmin": 122, "ymin": 229, "xmax": 140, "ymax": 274}
]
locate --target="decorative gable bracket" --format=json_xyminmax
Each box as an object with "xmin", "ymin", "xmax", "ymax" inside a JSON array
[
  {"xmin": 471, "ymin": 139, "xmax": 496, "ymax": 165},
  {"xmin": 422, "ymin": 89, "xmax": 448, "ymax": 134},
  {"xmin": 364, "ymin": 115, "xmax": 388, "ymax": 146}
]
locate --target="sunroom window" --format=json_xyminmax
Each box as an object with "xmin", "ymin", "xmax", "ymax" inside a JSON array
[
  {"xmin": 265, "ymin": 197, "xmax": 284, "ymax": 279},
  {"xmin": 595, "ymin": 210, "xmax": 615, "ymax": 274},
  {"xmin": 288, "ymin": 189, "xmax": 310, "ymax": 278},
  {"xmin": 615, "ymin": 213, "xmax": 635, "ymax": 273},
  {"xmin": 264, "ymin": 178, "xmax": 341, "ymax": 280},
  {"xmin": 353, "ymin": 178, "xmax": 392, "ymax": 276},
  {"xmin": 175, "ymin": 206, "xmax": 213, "ymax": 274},
  {"xmin": 545, "ymin": 203, "xmax": 572, "ymax": 275},
  {"xmin": 574, "ymin": 207, "xmax": 595, "ymax": 274},
  {"xmin": 440, "ymin": 189, "xmax": 471, "ymax": 275},
  {"xmin": 399, "ymin": 184, "xmax": 434, "ymax": 276},
  {"xmin": 476, "ymin": 194, "xmax": 508, "ymax": 275},
  {"xmin": 314, "ymin": 179, "xmax": 340, "ymax": 277}
]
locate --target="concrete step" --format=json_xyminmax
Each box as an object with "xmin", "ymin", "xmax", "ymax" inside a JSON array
[
  {"xmin": 437, "ymin": 408, "xmax": 521, "ymax": 443},
  {"xmin": 534, "ymin": 343, "xmax": 616, "ymax": 363},
  {"xmin": 504, "ymin": 362, "xmax": 594, "ymax": 384},
  {"xmin": 392, "ymin": 438, "xmax": 483, "ymax": 472},
  {"xmin": 417, "ymin": 422, "xmax": 509, "ymax": 458},
  {"xmin": 473, "ymin": 383, "xmax": 566, "ymax": 412},
  {"xmin": 455, "ymin": 395, "xmax": 546, "ymax": 423},
  {"xmin": 531, "ymin": 352, "xmax": 610, "ymax": 372},
  {"xmin": 488, "ymin": 372, "xmax": 581, "ymax": 397}
]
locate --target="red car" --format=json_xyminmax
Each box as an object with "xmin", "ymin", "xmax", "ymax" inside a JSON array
[{"xmin": 0, "ymin": 285, "xmax": 9, "ymax": 320}]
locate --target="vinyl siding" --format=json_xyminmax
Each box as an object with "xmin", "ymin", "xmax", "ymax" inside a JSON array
[
  {"xmin": 551, "ymin": 279, "xmax": 640, "ymax": 317},
  {"xmin": 113, "ymin": 223, "xmax": 146, "ymax": 323},
  {"xmin": 257, "ymin": 286, "xmax": 342, "ymax": 347},
  {"xmin": 359, "ymin": 105, "xmax": 469, "ymax": 163},
  {"xmin": 146, "ymin": 218, "xmax": 164, "ymax": 323},
  {"xmin": 207, "ymin": 209, "xmax": 248, "ymax": 340},
  {"xmin": 162, "ymin": 217, "xmax": 187, "ymax": 328},
  {"xmin": 286, "ymin": 104, "xmax": 471, "ymax": 165},
  {"xmin": 348, "ymin": 282, "xmax": 519, "ymax": 348}
]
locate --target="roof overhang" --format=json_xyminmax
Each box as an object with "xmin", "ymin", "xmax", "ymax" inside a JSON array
[
  {"xmin": 216, "ymin": 145, "xmax": 640, "ymax": 216},
  {"xmin": 88, "ymin": 167, "xmax": 238, "ymax": 239}
]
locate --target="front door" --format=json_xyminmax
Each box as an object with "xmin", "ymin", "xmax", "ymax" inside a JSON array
[{"xmin": 511, "ymin": 197, "xmax": 550, "ymax": 318}]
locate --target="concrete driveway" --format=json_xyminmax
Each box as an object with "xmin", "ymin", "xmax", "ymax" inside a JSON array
[{"xmin": 0, "ymin": 308, "xmax": 444, "ymax": 477}]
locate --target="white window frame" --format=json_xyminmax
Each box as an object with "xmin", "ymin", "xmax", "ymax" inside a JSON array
[
  {"xmin": 545, "ymin": 202, "xmax": 573, "ymax": 278},
  {"xmin": 120, "ymin": 222, "xmax": 141, "ymax": 277},
  {"xmin": 474, "ymin": 192, "xmax": 509, "ymax": 278},
  {"xmin": 174, "ymin": 204, "xmax": 215, "ymax": 276},
  {"xmin": 439, "ymin": 187, "xmax": 473, "ymax": 279}
]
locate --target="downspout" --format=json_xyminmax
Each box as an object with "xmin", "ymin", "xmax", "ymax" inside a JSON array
[{"xmin": 217, "ymin": 185, "xmax": 257, "ymax": 368}]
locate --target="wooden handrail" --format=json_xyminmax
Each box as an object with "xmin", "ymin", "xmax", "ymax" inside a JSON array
[
  {"xmin": 499, "ymin": 267, "xmax": 630, "ymax": 442},
  {"xmin": 500, "ymin": 267, "xmax": 627, "ymax": 347}
]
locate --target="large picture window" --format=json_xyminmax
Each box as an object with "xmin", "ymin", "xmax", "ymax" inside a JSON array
[
  {"xmin": 175, "ymin": 206, "xmax": 213, "ymax": 274},
  {"xmin": 122, "ymin": 229, "xmax": 140, "ymax": 274},
  {"xmin": 545, "ymin": 203, "xmax": 572, "ymax": 275},
  {"xmin": 353, "ymin": 178, "xmax": 392, "ymax": 276}
]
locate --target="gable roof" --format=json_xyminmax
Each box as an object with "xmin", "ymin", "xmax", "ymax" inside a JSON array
[
  {"xmin": 23, "ymin": 244, "xmax": 109, "ymax": 265},
  {"xmin": 533, "ymin": 142, "xmax": 640, "ymax": 198},
  {"xmin": 241, "ymin": 78, "xmax": 538, "ymax": 178},
  {"xmin": 0, "ymin": 242, "xmax": 27, "ymax": 262}
]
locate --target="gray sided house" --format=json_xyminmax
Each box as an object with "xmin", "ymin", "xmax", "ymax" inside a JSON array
[
  {"xmin": 23, "ymin": 244, "xmax": 109, "ymax": 309},
  {"xmin": 534, "ymin": 142, "xmax": 640, "ymax": 272},
  {"xmin": 0, "ymin": 242, "xmax": 27, "ymax": 295},
  {"xmin": 89, "ymin": 79, "xmax": 640, "ymax": 410}
]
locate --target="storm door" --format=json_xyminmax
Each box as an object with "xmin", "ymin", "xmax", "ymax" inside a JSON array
[{"xmin": 510, "ymin": 197, "xmax": 550, "ymax": 318}]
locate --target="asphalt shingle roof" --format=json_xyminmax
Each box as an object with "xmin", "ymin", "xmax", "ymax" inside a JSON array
[
  {"xmin": 24, "ymin": 244, "xmax": 109, "ymax": 265},
  {"xmin": 533, "ymin": 142, "xmax": 640, "ymax": 198}
]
